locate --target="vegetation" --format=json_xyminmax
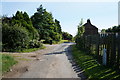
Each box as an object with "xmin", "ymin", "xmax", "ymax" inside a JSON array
[
  {"xmin": 62, "ymin": 32, "xmax": 73, "ymax": 41},
  {"xmin": 16, "ymin": 46, "xmax": 45, "ymax": 53},
  {"xmin": 31, "ymin": 5, "xmax": 62, "ymax": 43},
  {"xmin": 2, "ymin": 24, "xmax": 30, "ymax": 51},
  {"xmin": 75, "ymin": 19, "xmax": 85, "ymax": 49},
  {"xmin": 74, "ymin": 18, "xmax": 120, "ymax": 79},
  {"xmin": 101, "ymin": 25, "xmax": 120, "ymax": 33},
  {"xmin": 72, "ymin": 45, "xmax": 120, "ymax": 80},
  {"xmin": 2, "ymin": 5, "xmax": 74, "ymax": 52},
  {"xmin": 59, "ymin": 40, "xmax": 70, "ymax": 43},
  {"xmin": 2, "ymin": 54, "xmax": 17, "ymax": 73},
  {"xmin": 2, "ymin": 11, "xmax": 42, "ymax": 52}
]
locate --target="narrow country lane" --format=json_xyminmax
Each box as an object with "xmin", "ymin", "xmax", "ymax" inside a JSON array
[{"xmin": 19, "ymin": 43, "xmax": 79, "ymax": 78}]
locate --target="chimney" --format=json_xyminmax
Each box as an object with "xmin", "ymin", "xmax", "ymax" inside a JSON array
[{"xmin": 87, "ymin": 19, "xmax": 91, "ymax": 24}]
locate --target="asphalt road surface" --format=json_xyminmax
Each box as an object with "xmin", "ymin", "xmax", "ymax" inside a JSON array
[{"xmin": 19, "ymin": 43, "xmax": 81, "ymax": 78}]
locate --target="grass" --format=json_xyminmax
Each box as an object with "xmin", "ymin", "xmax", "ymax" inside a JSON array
[
  {"xmin": 71, "ymin": 45, "xmax": 120, "ymax": 80},
  {"xmin": 54, "ymin": 40, "xmax": 71, "ymax": 44},
  {"xmin": 16, "ymin": 46, "xmax": 46, "ymax": 53},
  {"xmin": 48, "ymin": 40, "xmax": 69, "ymax": 44},
  {"xmin": 41, "ymin": 40, "xmax": 71, "ymax": 44},
  {"xmin": 58, "ymin": 40, "xmax": 70, "ymax": 43},
  {"xmin": 1, "ymin": 54, "xmax": 17, "ymax": 74},
  {"xmin": 18, "ymin": 58, "xmax": 31, "ymax": 61}
]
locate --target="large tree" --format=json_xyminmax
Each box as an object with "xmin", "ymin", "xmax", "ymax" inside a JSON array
[
  {"xmin": 55, "ymin": 19, "xmax": 62, "ymax": 34},
  {"xmin": 31, "ymin": 5, "xmax": 62, "ymax": 42}
]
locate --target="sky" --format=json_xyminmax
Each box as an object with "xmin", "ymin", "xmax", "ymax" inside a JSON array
[{"xmin": 1, "ymin": 1, "xmax": 119, "ymax": 36}]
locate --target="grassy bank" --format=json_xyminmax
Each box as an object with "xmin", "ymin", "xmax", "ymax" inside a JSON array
[
  {"xmin": 2, "ymin": 54, "xmax": 17, "ymax": 74},
  {"xmin": 71, "ymin": 45, "xmax": 120, "ymax": 80}
]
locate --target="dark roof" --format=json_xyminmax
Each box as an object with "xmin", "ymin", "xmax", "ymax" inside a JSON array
[{"xmin": 83, "ymin": 19, "xmax": 98, "ymax": 29}]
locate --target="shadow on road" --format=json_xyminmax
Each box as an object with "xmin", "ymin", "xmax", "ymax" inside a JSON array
[{"xmin": 44, "ymin": 51, "xmax": 66, "ymax": 55}]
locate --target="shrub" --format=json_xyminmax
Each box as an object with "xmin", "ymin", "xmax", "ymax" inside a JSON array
[
  {"xmin": 29, "ymin": 40, "xmax": 43, "ymax": 48},
  {"xmin": 43, "ymin": 37, "xmax": 52, "ymax": 44},
  {"xmin": 2, "ymin": 24, "xmax": 30, "ymax": 51}
]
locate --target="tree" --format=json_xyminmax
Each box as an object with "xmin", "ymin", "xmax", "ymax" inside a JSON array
[
  {"xmin": 2, "ymin": 11, "xmax": 42, "ymax": 52},
  {"xmin": 75, "ymin": 19, "xmax": 85, "ymax": 49},
  {"xmin": 31, "ymin": 5, "xmax": 62, "ymax": 42},
  {"xmin": 77, "ymin": 18, "xmax": 85, "ymax": 37},
  {"xmin": 105, "ymin": 25, "xmax": 120, "ymax": 33},
  {"xmin": 55, "ymin": 19, "xmax": 62, "ymax": 34},
  {"xmin": 62, "ymin": 32, "xmax": 73, "ymax": 41},
  {"xmin": 12, "ymin": 11, "xmax": 39, "ymax": 40},
  {"xmin": 31, "ymin": 5, "xmax": 46, "ymax": 40},
  {"xmin": 101, "ymin": 29, "xmax": 106, "ymax": 33}
]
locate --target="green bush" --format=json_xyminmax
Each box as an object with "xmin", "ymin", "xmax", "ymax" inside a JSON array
[
  {"xmin": 29, "ymin": 40, "xmax": 43, "ymax": 48},
  {"xmin": 2, "ymin": 24, "xmax": 30, "ymax": 51},
  {"xmin": 43, "ymin": 37, "xmax": 52, "ymax": 44}
]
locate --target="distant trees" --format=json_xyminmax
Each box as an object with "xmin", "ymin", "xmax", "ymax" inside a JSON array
[
  {"xmin": 62, "ymin": 32, "xmax": 73, "ymax": 41},
  {"xmin": 101, "ymin": 29, "xmax": 106, "ymax": 33},
  {"xmin": 104, "ymin": 25, "xmax": 120, "ymax": 33}
]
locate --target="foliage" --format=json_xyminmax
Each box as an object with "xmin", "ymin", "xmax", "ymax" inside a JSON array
[
  {"xmin": 77, "ymin": 18, "xmax": 85, "ymax": 37},
  {"xmin": 71, "ymin": 45, "xmax": 120, "ymax": 80},
  {"xmin": 55, "ymin": 19, "xmax": 62, "ymax": 34},
  {"xmin": 12, "ymin": 11, "xmax": 39, "ymax": 40},
  {"xmin": 101, "ymin": 29, "xmax": 106, "ymax": 33},
  {"xmin": 2, "ymin": 11, "xmax": 42, "ymax": 52},
  {"xmin": 29, "ymin": 40, "xmax": 43, "ymax": 48},
  {"xmin": 2, "ymin": 54, "xmax": 17, "ymax": 73},
  {"xmin": 75, "ymin": 19, "xmax": 85, "ymax": 49},
  {"xmin": 62, "ymin": 32, "xmax": 73, "ymax": 41},
  {"xmin": 2, "ymin": 24, "xmax": 30, "ymax": 51},
  {"xmin": 105, "ymin": 25, "xmax": 120, "ymax": 33},
  {"xmin": 2, "ymin": 5, "xmax": 72, "ymax": 52},
  {"xmin": 31, "ymin": 5, "xmax": 62, "ymax": 42}
]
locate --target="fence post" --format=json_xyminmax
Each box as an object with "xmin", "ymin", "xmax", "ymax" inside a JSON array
[
  {"xmin": 106, "ymin": 34, "xmax": 110, "ymax": 66},
  {"xmin": 103, "ymin": 48, "xmax": 107, "ymax": 65},
  {"xmin": 110, "ymin": 33, "xmax": 116, "ymax": 66},
  {"xmin": 96, "ymin": 34, "xmax": 100, "ymax": 63},
  {"xmin": 117, "ymin": 33, "xmax": 120, "ymax": 70}
]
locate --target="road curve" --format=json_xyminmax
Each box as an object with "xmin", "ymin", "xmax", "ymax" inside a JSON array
[{"xmin": 19, "ymin": 43, "xmax": 79, "ymax": 78}]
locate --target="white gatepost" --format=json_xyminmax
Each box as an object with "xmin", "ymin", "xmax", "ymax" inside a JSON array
[{"xmin": 103, "ymin": 48, "xmax": 107, "ymax": 65}]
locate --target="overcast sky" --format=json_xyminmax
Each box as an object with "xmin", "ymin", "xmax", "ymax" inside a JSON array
[{"xmin": 1, "ymin": 1, "xmax": 119, "ymax": 36}]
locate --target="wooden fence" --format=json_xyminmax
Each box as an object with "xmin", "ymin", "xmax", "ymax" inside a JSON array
[{"xmin": 81, "ymin": 33, "xmax": 120, "ymax": 69}]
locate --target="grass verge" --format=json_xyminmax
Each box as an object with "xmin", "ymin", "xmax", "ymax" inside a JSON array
[
  {"xmin": 58, "ymin": 40, "xmax": 70, "ymax": 43},
  {"xmin": 55, "ymin": 40, "xmax": 72, "ymax": 44},
  {"xmin": 71, "ymin": 45, "xmax": 120, "ymax": 80},
  {"xmin": 2, "ymin": 54, "xmax": 17, "ymax": 74},
  {"xmin": 16, "ymin": 46, "xmax": 46, "ymax": 53}
]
